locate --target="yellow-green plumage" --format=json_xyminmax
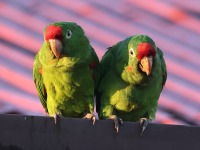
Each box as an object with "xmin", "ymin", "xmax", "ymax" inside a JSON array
[
  {"xmin": 33, "ymin": 22, "xmax": 99, "ymax": 118},
  {"xmin": 97, "ymin": 35, "xmax": 167, "ymax": 122}
]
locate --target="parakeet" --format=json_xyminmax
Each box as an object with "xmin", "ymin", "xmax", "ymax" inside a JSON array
[
  {"xmin": 33, "ymin": 22, "xmax": 99, "ymax": 124},
  {"xmin": 96, "ymin": 35, "xmax": 167, "ymax": 134}
]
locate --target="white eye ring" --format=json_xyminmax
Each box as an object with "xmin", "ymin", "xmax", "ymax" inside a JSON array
[
  {"xmin": 66, "ymin": 30, "xmax": 72, "ymax": 39},
  {"xmin": 129, "ymin": 49, "xmax": 135, "ymax": 57}
]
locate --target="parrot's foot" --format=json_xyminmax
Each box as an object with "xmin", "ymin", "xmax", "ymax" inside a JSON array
[
  {"xmin": 83, "ymin": 113, "xmax": 97, "ymax": 125},
  {"xmin": 139, "ymin": 118, "xmax": 150, "ymax": 135},
  {"xmin": 53, "ymin": 114, "xmax": 60, "ymax": 124},
  {"xmin": 108, "ymin": 115, "xmax": 123, "ymax": 133}
]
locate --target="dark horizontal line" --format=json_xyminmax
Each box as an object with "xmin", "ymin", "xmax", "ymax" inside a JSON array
[
  {"xmin": 0, "ymin": 38, "xmax": 35, "ymax": 57},
  {"xmin": 159, "ymin": 105, "xmax": 198, "ymax": 125},
  {"xmin": 165, "ymin": 52, "xmax": 200, "ymax": 73},
  {"xmin": 163, "ymin": 0, "xmax": 200, "ymax": 19},
  {"xmin": 163, "ymin": 88, "xmax": 200, "ymax": 110},
  {"xmin": 1, "ymin": 80, "xmax": 38, "ymax": 100},
  {"xmin": 168, "ymin": 73, "xmax": 200, "ymax": 91},
  {"xmin": 0, "ymin": 16, "xmax": 42, "ymax": 40},
  {"xmin": 0, "ymin": 55, "xmax": 32, "ymax": 73}
]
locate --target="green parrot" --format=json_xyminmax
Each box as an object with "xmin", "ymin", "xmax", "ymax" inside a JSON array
[
  {"xmin": 33, "ymin": 22, "xmax": 99, "ymax": 124},
  {"xmin": 96, "ymin": 35, "xmax": 167, "ymax": 134}
]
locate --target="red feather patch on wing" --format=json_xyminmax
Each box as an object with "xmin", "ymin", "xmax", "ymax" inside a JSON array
[
  {"xmin": 90, "ymin": 61, "xmax": 97, "ymax": 80},
  {"xmin": 45, "ymin": 25, "xmax": 63, "ymax": 41},
  {"xmin": 136, "ymin": 42, "xmax": 156, "ymax": 61},
  {"xmin": 127, "ymin": 66, "xmax": 132, "ymax": 72},
  {"xmin": 90, "ymin": 60, "xmax": 96, "ymax": 69},
  {"xmin": 44, "ymin": 85, "xmax": 47, "ymax": 96},
  {"xmin": 39, "ymin": 68, "xmax": 42, "ymax": 74}
]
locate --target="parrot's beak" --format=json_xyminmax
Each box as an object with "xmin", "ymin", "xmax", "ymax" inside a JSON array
[
  {"xmin": 139, "ymin": 56, "xmax": 153, "ymax": 76},
  {"xmin": 49, "ymin": 39, "xmax": 63, "ymax": 59}
]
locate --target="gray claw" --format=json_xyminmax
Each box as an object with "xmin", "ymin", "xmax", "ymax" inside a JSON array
[
  {"xmin": 53, "ymin": 114, "xmax": 59, "ymax": 124},
  {"xmin": 109, "ymin": 115, "xmax": 123, "ymax": 133},
  {"xmin": 83, "ymin": 113, "xmax": 97, "ymax": 125},
  {"xmin": 140, "ymin": 118, "xmax": 149, "ymax": 135}
]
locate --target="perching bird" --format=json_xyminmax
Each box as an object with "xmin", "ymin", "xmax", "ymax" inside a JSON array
[
  {"xmin": 33, "ymin": 22, "xmax": 99, "ymax": 124},
  {"xmin": 96, "ymin": 35, "xmax": 167, "ymax": 134}
]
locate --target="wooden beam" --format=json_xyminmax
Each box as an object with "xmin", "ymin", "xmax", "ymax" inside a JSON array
[{"xmin": 0, "ymin": 114, "xmax": 199, "ymax": 150}]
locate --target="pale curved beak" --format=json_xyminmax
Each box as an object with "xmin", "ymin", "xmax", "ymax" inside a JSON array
[
  {"xmin": 49, "ymin": 39, "xmax": 63, "ymax": 59},
  {"xmin": 139, "ymin": 56, "xmax": 153, "ymax": 76}
]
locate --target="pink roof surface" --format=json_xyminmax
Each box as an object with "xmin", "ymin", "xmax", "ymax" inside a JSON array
[{"xmin": 0, "ymin": 0, "xmax": 200, "ymax": 125}]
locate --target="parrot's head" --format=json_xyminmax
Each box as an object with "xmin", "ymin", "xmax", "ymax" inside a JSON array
[
  {"xmin": 43, "ymin": 22, "xmax": 90, "ymax": 60},
  {"xmin": 128, "ymin": 35, "xmax": 156, "ymax": 76},
  {"xmin": 121, "ymin": 35, "xmax": 157, "ymax": 84}
]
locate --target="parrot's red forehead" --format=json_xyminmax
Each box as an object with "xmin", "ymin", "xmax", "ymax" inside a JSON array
[
  {"xmin": 136, "ymin": 42, "xmax": 156, "ymax": 60},
  {"xmin": 45, "ymin": 25, "xmax": 63, "ymax": 41}
]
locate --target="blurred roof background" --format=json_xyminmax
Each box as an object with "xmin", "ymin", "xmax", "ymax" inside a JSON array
[{"xmin": 0, "ymin": 0, "xmax": 200, "ymax": 125}]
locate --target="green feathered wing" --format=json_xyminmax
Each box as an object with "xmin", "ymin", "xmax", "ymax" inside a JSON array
[
  {"xmin": 157, "ymin": 47, "xmax": 167, "ymax": 89},
  {"xmin": 90, "ymin": 46, "xmax": 99, "ymax": 88},
  {"xmin": 33, "ymin": 53, "xmax": 48, "ymax": 113},
  {"xmin": 96, "ymin": 37, "xmax": 132, "ymax": 115}
]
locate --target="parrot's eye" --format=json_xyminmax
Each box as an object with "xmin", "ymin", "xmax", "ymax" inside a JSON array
[
  {"xmin": 129, "ymin": 49, "xmax": 135, "ymax": 57},
  {"xmin": 66, "ymin": 30, "xmax": 72, "ymax": 39}
]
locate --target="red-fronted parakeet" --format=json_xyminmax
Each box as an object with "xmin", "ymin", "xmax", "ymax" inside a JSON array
[
  {"xmin": 33, "ymin": 22, "xmax": 99, "ymax": 124},
  {"xmin": 96, "ymin": 35, "xmax": 167, "ymax": 134}
]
